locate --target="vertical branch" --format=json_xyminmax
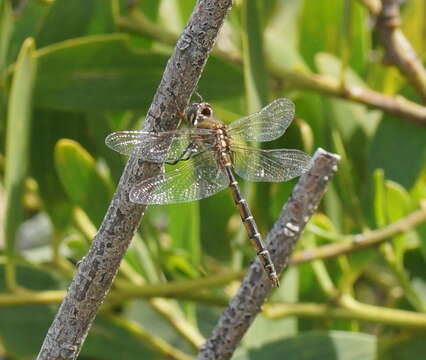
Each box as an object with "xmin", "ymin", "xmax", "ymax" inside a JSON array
[
  {"xmin": 197, "ymin": 149, "xmax": 340, "ymax": 360},
  {"xmin": 37, "ymin": 1, "xmax": 233, "ymax": 359},
  {"xmin": 376, "ymin": 0, "xmax": 426, "ymax": 102}
]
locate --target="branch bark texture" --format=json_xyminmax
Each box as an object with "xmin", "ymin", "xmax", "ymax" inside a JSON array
[
  {"xmin": 197, "ymin": 148, "xmax": 340, "ymax": 360},
  {"xmin": 37, "ymin": 1, "xmax": 233, "ymax": 359}
]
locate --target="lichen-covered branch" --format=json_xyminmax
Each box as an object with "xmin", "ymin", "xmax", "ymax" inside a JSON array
[
  {"xmin": 36, "ymin": 1, "xmax": 233, "ymax": 359},
  {"xmin": 197, "ymin": 148, "xmax": 340, "ymax": 360}
]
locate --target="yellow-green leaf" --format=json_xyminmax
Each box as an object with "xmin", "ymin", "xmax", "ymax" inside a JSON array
[
  {"xmin": 54, "ymin": 139, "xmax": 113, "ymax": 226},
  {"xmin": 4, "ymin": 37, "xmax": 37, "ymax": 256}
]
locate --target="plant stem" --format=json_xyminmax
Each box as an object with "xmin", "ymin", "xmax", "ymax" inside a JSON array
[
  {"xmin": 290, "ymin": 205, "xmax": 426, "ymax": 264},
  {"xmin": 264, "ymin": 298, "xmax": 426, "ymax": 329}
]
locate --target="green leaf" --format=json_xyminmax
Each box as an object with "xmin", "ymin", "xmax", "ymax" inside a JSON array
[
  {"xmin": 0, "ymin": 265, "xmax": 60, "ymax": 359},
  {"xmin": 265, "ymin": 0, "xmax": 307, "ymax": 73},
  {"xmin": 315, "ymin": 53, "xmax": 381, "ymax": 138},
  {"xmin": 299, "ymin": 0, "xmax": 369, "ymax": 74},
  {"xmin": 123, "ymin": 300, "xmax": 194, "ymax": 355},
  {"xmin": 385, "ymin": 180, "xmax": 412, "ymax": 262},
  {"xmin": 168, "ymin": 202, "xmax": 201, "ymax": 271},
  {"xmin": 235, "ymin": 331, "xmax": 377, "ymax": 360},
  {"xmin": 0, "ymin": 0, "xmax": 14, "ymax": 72},
  {"xmin": 30, "ymin": 110, "xmax": 88, "ymax": 230},
  {"xmin": 81, "ymin": 316, "xmax": 158, "ymax": 359},
  {"xmin": 368, "ymin": 114, "xmax": 426, "ymax": 189},
  {"xmin": 382, "ymin": 333, "xmax": 426, "ymax": 360},
  {"xmin": 400, "ymin": 0, "xmax": 426, "ymax": 57},
  {"xmin": 54, "ymin": 138, "xmax": 113, "ymax": 226},
  {"xmin": 373, "ymin": 168, "xmax": 386, "ymax": 228},
  {"xmin": 331, "ymin": 129, "xmax": 364, "ymax": 229},
  {"xmin": 176, "ymin": 0, "xmax": 197, "ymax": 26},
  {"xmin": 241, "ymin": 0, "xmax": 268, "ymax": 111},
  {"xmin": 4, "ymin": 37, "xmax": 37, "ymax": 257},
  {"xmin": 409, "ymin": 164, "xmax": 426, "ymax": 204},
  {"xmin": 33, "ymin": 34, "xmax": 243, "ymax": 111},
  {"xmin": 125, "ymin": 234, "xmax": 161, "ymax": 283},
  {"xmin": 6, "ymin": 1, "xmax": 49, "ymax": 66},
  {"xmin": 243, "ymin": 267, "xmax": 299, "ymax": 348},
  {"xmin": 200, "ymin": 192, "xmax": 234, "ymax": 262},
  {"xmin": 36, "ymin": 0, "xmax": 114, "ymax": 48}
]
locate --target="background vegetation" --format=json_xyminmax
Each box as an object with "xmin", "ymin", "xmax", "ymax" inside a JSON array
[{"xmin": 1, "ymin": 0, "xmax": 426, "ymax": 359}]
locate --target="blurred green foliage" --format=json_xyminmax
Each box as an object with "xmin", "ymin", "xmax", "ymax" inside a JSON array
[{"xmin": 0, "ymin": 0, "xmax": 426, "ymax": 359}]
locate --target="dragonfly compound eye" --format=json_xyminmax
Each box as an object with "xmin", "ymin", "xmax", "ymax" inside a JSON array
[
  {"xmin": 186, "ymin": 102, "xmax": 213, "ymax": 126},
  {"xmin": 199, "ymin": 103, "xmax": 213, "ymax": 118}
]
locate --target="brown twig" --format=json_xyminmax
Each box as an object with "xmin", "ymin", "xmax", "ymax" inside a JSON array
[
  {"xmin": 375, "ymin": 0, "xmax": 426, "ymax": 102},
  {"xmin": 197, "ymin": 148, "xmax": 340, "ymax": 360},
  {"xmin": 279, "ymin": 70, "xmax": 426, "ymax": 126},
  {"xmin": 118, "ymin": 9, "xmax": 426, "ymax": 126},
  {"xmin": 36, "ymin": 1, "xmax": 233, "ymax": 359}
]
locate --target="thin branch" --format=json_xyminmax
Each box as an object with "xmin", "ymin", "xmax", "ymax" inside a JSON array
[
  {"xmin": 6, "ymin": 204, "xmax": 425, "ymax": 310},
  {"xmin": 375, "ymin": 0, "xmax": 426, "ymax": 102},
  {"xmin": 290, "ymin": 204, "xmax": 426, "ymax": 264},
  {"xmin": 0, "ymin": 290, "xmax": 65, "ymax": 306},
  {"xmin": 118, "ymin": 9, "xmax": 426, "ymax": 126},
  {"xmin": 197, "ymin": 148, "xmax": 340, "ymax": 360},
  {"xmin": 36, "ymin": 1, "xmax": 233, "ymax": 359},
  {"xmin": 263, "ymin": 298, "xmax": 426, "ymax": 329},
  {"xmin": 110, "ymin": 270, "xmax": 242, "ymax": 301}
]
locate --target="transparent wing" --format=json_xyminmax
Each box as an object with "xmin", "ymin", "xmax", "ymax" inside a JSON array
[
  {"xmin": 105, "ymin": 129, "xmax": 215, "ymax": 163},
  {"xmin": 231, "ymin": 144, "xmax": 311, "ymax": 182},
  {"xmin": 130, "ymin": 151, "xmax": 228, "ymax": 205},
  {"xmin": 227, "ymin": 98, "xmax": 295, "ymax": 142}
]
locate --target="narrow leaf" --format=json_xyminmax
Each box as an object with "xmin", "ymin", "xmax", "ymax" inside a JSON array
[
  {"xmin": 54, "ymin": 139, "xmax": 113, "ymax": 226},
  {"xmin": 0, "ymin": 0, "xmax": 14, "ymax": 72},
  {"xmin": 4, "ymin": 37, "xmax": 37, "ymax": 261}
]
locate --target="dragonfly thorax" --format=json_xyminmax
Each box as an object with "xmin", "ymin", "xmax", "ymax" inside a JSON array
[{"xmin": 185, "ymin": 102, "xmax": 213, "ymax": 126}]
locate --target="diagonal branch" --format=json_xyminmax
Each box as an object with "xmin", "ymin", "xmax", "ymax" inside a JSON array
[
  {"xmin": 36, "ymin": 1, "xmax": 233, "ymax": 359},
  {"xmin": 197, "ymin": 148, "xmax": 340, "ymax": 360},
  {"xmin": 118, "ymin": 8, "xmax": 426, "ymax": 126},
  {"xmin": 375, "ymin": 0, "xmax": 426, "ymax": 102}
]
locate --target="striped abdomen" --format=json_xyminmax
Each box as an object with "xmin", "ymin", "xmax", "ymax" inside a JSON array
[{"xmin": 223, "ymin": 165, "xmax": 279, "ymax": 287}]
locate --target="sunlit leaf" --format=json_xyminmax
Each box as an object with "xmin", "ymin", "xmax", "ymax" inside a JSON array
[
  {"xmin": 168, "ymin": 202, "xmax": 201, "ymax": 270},
  {"xmin": 4, "ymin": 38, "xmax": 37, "ymax": 258},
  {"xmin": 385, "ymin": 180, "xmax": 412, "ymax": 262},
  {"xmin": 54, "ymin": 138, "xmax": 113, "ymax": 226},
  {"xmin": 32, "ymin": 34, "xmax": 243, "ymax": 111}
]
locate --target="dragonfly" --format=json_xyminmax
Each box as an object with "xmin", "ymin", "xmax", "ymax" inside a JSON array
[{"xmin": 105, "ymin": 98, "xmax": 311, "ymax": 287}]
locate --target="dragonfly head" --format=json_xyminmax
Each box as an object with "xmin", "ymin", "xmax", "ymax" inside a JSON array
[{"xmin": 185, "ymin": 102, "xmax": 213, "ymax": 126}]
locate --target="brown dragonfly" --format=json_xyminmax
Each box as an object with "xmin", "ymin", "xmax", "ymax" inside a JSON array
[{"xmin": 105, "ymin": 98, "xmax": 311, "ymax": 287}]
